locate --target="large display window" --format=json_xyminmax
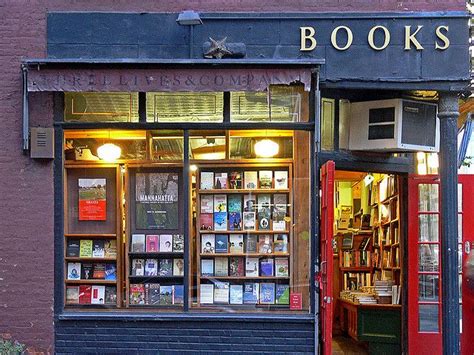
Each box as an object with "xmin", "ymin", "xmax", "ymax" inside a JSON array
[{"xmin": 62, "ymin": 85, "xmax": 313, "ymax": 313}]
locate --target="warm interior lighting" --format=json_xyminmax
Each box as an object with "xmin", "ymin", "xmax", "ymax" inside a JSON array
[
  {"xmin": 254, "ymin": 139, "xmax": 279, "ymax": 158},
  {"xmin": 190, "ymin": 164, "xmax": 198, "ymax": 172},
  {"xmin": 97, "ymin": 143, "xmax": 122, "ymax": 161}
]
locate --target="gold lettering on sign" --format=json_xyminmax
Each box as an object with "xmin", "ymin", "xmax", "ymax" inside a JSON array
[
  {"xmin": 435, "ymin": 25, "xmax": 450, "ymax": 50},
  {"xmin": 331, "ymin": 26, "xmax": 353, "ymax": 51},
  {"xmin": 404, "ymin": 25, "xmax": 424, "ymax": 50},
  {"xmin": 368, "ymin": 26, "xmax": 390, "ymax": 50},
  {"xmin": 300, "ymin": 27, "xmax": 317, "ymax": 51}
]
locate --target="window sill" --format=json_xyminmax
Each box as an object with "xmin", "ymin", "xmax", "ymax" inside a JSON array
[{"xmin": 57, "ymin": 311, "xmax": 315, "ymax": 323}]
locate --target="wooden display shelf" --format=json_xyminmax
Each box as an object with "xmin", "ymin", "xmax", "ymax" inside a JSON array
[
  {"xmin": 197, "ymin": 189, "xmax": 290, "ymax": 194},
  {"xmin": 199, "ymin": 230, "xmax": 290, "ymax": 234},
  {"xmin": 340, "ymin": 267, "xmax": 372, "ymax": 272},
  {"xmin": 65, "ymin": 257, "xmax": 116, "ymax": 262},
  {"xmin": 380, "ymin": 195, "xmax": 398, "ymax": 204},
  {"xmin": 200, "ymin": 253, "xmax": 289, "ymax": 257},
  {"xmin": 128, "ymin": 252, "xmax": 184, "ymax": 258},
  {"xmin": 129, "ymin": 275, "xmax": 184, "ymax": 280},
  {"xmin": 64, "ymin": 233, "xmax": 116, "ymax": 239},
  {"xmin": 200, "ymin": 276, "xmax": 290, "ymax": 280},
  {"xmin": 65, "ymin": 279, "xmax": 116, "ymax": 285}
]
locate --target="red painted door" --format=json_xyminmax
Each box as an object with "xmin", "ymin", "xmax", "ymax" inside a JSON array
[
  {"xmin": 459, "ymin": 175, "xmax": 474, "ymax": 355},
  {"xmin": 408, "ymin": 175, "xmax": 473, "ymax": 354},
  {"xmin": 320, "ymin": 161, "xmax": 335, "ymax": 355}
]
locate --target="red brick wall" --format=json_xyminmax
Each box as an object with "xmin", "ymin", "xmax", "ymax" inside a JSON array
[{"xmin": 0, "ymin": 0, "xmax": 466, "ymax": 353}]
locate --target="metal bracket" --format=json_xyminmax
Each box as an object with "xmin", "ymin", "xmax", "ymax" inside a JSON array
[{"xmin": 21, "ymin": 64, "xmax": 29, "ymax": 153}]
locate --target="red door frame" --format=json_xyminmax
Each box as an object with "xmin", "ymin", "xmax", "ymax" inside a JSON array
[
  {"xmin": 459, "ymin": 175, "xmax": 474, "ymax": 355},
  {"xmin": 408, "ymin": 175, "xmax": 442, "ymax": 354},
  {"xmin": 408, "ymin": 174, "xmax": 474, "ymax": 354},
  {"xmin": 320, "ymin": 161, "xmax": 335, "ymax": 355}
]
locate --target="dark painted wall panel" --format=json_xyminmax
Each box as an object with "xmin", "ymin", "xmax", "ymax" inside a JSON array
[
  {"xmin": 55, "ymin": 320, "xmax": 315, "ymax": 354},
  {"xmin": 46, "ymin": 12, "xmax": 470, "ymax": 86}
]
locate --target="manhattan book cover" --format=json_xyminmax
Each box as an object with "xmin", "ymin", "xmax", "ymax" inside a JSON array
[{"xmin": 135, "ymin": 172, "xmax": 179, "ymax": 230}]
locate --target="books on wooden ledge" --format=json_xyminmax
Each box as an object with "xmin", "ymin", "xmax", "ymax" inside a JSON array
[
  {"xmin": 130, "ymin": 234, "xmax": 184, "ymax": 253},
  {"xmin": 66, "ymin": 285, "xmax": 117, "ymax": 305},
  {"xmin": 129, "ymin": 284, "xmax": 184, "ymax": 306},
  {"xmin": 200, "ymin": 170, "xmax": 288, "ymax": 190},
  {"xmin": 199, "ymin": 282, "xmax": 290, "ymax": 305}
]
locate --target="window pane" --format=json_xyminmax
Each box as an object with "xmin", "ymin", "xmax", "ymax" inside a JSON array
[
  {"xmin": 190, "ymin": 132, "xmax": 226, "ymax": 160},
  {"xmin": 419, "ymin": 244, "xmax": 439, "ymax": 272},
  {"xmin": 458, "ymin": 214, "xmax": 463, "ymax": 243},
  {"xmin": 146, "ymin": 92, "xmax": 223, "ymax": 122},
  {"xmin": 419, "ymin": 304, "xmax": 439, "ymax": 332},
  {"xmin": 458, "ymin": 183, "xmax": 463, "ymax": 212},
  {"xmin": 64, "ymin": 130, "xmax": 147, "ymax": 161},
  {"xmin": 419, "ymin": 214, "xmax": 439, "ymax": 242},
  {"xmin": 230, "ymin": 86, "xmax": 302, "ymax": 122},
  {"xmin": 418, "ymin": 274, "xmax": 439, "ymax": 301},
  {"xmin": 151, "ymin": 130, "xmax": 184, "ymax": 161},
  {"xmin": 229, "ymin": 131, "xmax": 293, "ymax": 160},
  {"xmin": 64, "ymin": 92, "xmax": 139, "ymax": 122},
  {"xmin": 191, "ymin": 131, "xmax": 311, "ymax": 312},
  {"xmin": 418, "ymin": 184, "xmax": 439, "ymax": 212},
  {"xmin": 321, "ymin": 98, "xmax": 334, "ymax": 151}
]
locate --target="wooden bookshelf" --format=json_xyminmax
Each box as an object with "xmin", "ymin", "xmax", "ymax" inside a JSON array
[
  {"xmin": 63, "ymin": 165, "xmax": 122, "ymax": 308},
  {"xmin": 125, "ymin": 167, "xmax": 185, "ymax": 308},
  {"xmin": 194, "ymin": 163, "xmax": 293, "ymax": 308},
  {"xmin": 372, "ymin": 175, "xmax": 401, "ymax": 284}
]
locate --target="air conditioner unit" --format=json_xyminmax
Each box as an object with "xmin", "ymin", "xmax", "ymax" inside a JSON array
[{"xmin": 349, "ymin": 99, "xmax": 439, "ymax": 152}]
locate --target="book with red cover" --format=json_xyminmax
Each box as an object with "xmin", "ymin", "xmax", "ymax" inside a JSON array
[
  {"xmin": 229, "ymin": 257, "xmax": 244, "ymax": 277},
  {"xmin": 79, "ymin": 285, "xmax": 92, "ymax": 304},
  {"xmin": 146, "ymin": 235, "xmax": 159, "ymax": 252},
  {"xmin": 200, "ymin": 213, "xmax": 213, "ymax": 231},
  {"xmin": 92, "ymin": 263, "xmax": 106, "ymax": 279}
]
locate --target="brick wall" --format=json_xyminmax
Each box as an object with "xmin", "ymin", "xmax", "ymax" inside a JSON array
[{"xmin": 0, "ymin": 0, "xmax": 467, "ymax": 353}]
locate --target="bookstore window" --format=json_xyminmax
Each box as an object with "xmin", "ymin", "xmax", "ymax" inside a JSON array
[
  {"xmin": 62, "ymin": 86, "xmax": 311, "ymax": 312},
  {"xmin": 64, "ymin": 92, "xmax": 139, "ymax": 122},
  {"xmin": 146, "ymin": 92, "xmax": 224, "ymax": 122}
]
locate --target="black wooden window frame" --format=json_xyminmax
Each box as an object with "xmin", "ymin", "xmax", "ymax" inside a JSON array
[{"xmin": 54, "ymin": 83, "xmax": 319, "ymax": 320}]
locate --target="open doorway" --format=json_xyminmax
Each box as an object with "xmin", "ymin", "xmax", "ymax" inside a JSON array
[{"xmin": 321, "ymin": 165, "xmax": 404, "ymax": 354}]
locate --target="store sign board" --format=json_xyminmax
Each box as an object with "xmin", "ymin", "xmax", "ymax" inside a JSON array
[{"xmin": 27, "ymin": 68, "xmax": 312, "ymax": 92}]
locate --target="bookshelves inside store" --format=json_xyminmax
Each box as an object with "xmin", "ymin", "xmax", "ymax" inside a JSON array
[
  {"xmin": 194, "ymin": 162, "xmax": 294, "ymax": 309},
  {"xmin": 63, "ymin": 164, "xmax": 122, "ymax": 308}
]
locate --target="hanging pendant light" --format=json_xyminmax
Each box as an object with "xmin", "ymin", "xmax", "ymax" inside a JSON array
[
  {"xmin": 255, "ymin": 138, "xmax": 279, "ymax": 158},
  {"xmin": 97, "ymin": 143, "xmax": 122, "ymax": 162}
]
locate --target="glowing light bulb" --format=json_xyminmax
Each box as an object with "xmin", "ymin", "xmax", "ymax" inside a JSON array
[
  {"xmin": 97, "ymin": 143, "xmax": 121, "ymax": 162},
  {"xmin": 255, "ymin": 139, "xmax": 279, "ymax": 158}
]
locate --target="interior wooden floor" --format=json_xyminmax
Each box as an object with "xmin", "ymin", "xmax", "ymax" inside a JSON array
[{"xmin": 332, "ymin": 335, "xmax": 369, "ymax": 355}]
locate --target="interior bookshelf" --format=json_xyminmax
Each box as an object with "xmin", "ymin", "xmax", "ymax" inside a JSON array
[
  {"xmin": 337, "ymin": 231, "xmax": 373, "ymax": 291},
  {"xmin": 335, "ymin": 173, "xmax": 402, "ymax": 301},
  {"xmin": 125, "ymin": 167, "xmax": 185, "ymax": 308},
  {"xmin": 371, "ymin": 175, "xmax": 401, "ymax": 283},
  {"xmin": 63, "ymin": 166, "xmax": 122, "ymax": 308},
  {"xmin": 194, "ymin": 164, "xmax": 293, "ymax": 308}
]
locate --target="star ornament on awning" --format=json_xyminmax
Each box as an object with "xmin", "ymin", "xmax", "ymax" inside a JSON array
[{"xmin": 204, "ymin": 37, "xmax": 233, "ymax": 59}]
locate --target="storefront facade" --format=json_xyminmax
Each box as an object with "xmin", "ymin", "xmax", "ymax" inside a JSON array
[{"xmin": 0, "ymin": 1, "xmax": 471, "ymax": 354}]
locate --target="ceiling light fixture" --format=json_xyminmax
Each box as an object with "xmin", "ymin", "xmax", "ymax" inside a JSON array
[
  {"xmin": 97, "ymin": 143, "xmax": 122, "ymax": 162},
  {"xmin": 255, "ymin": 139, "xmax": 279, "ymax": 158}
]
